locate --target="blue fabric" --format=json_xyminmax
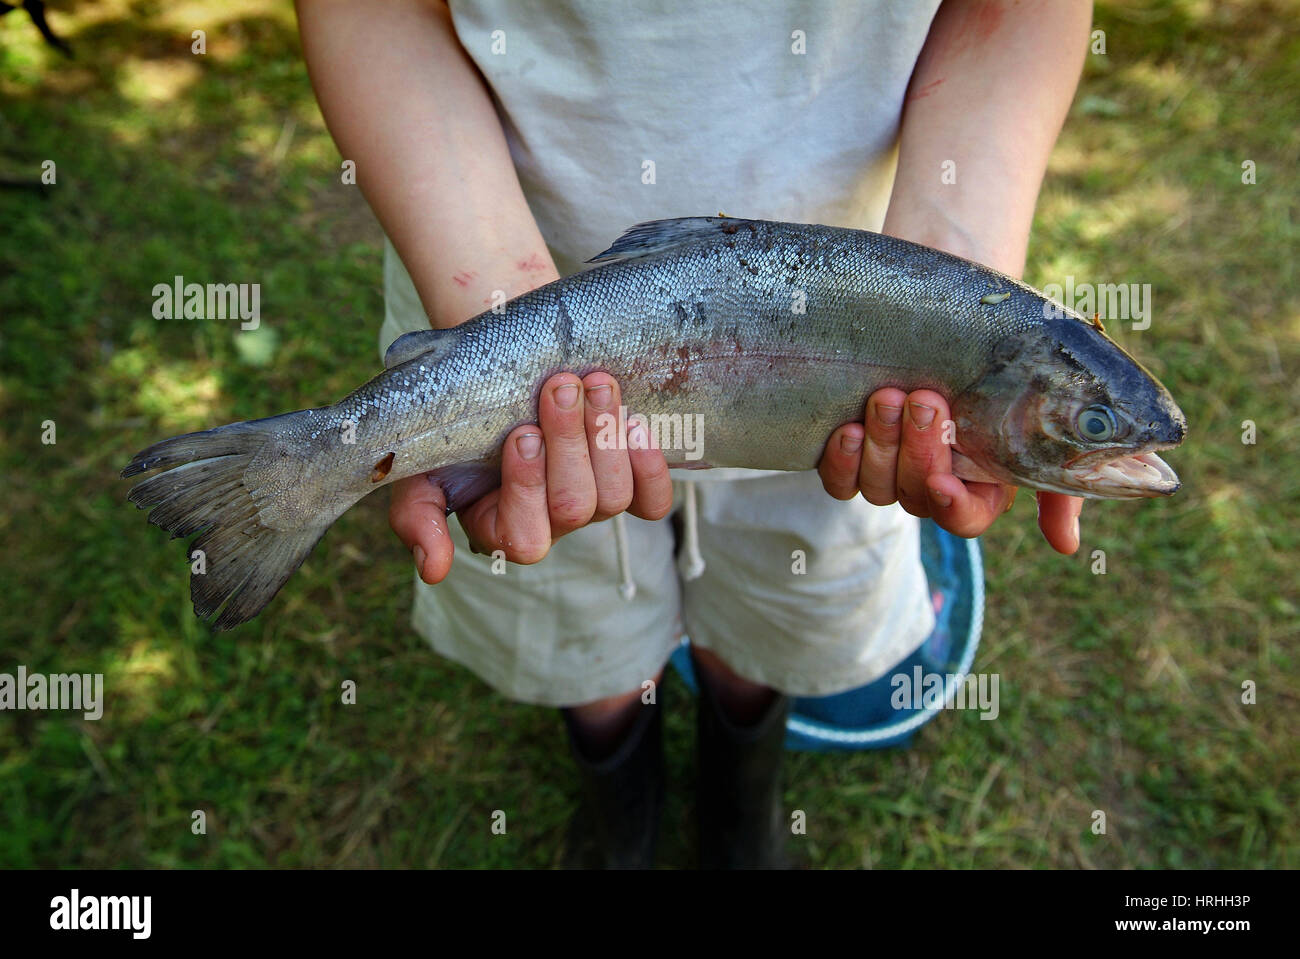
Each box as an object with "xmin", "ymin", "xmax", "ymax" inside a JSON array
[{"xmin": 670, "ymin": 519, "xmax": 983, "ymax": 751}]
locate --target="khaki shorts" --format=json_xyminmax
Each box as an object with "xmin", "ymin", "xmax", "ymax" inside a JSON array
[
  {"xmin": 405, "ymin": 470, "xmax": 935, "ymax": 706},
  {"xmin": 381, "ymin": 241, "xmax": 934, "ymax": 707}
]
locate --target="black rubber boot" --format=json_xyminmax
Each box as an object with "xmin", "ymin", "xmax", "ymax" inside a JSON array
[
  {"xmin": 561, "ymin": 692, "xmax": 665, "ymax": 870},
  {"xmin": 695, "ymin": 671, "xmax": 790, "ymax": 870}
]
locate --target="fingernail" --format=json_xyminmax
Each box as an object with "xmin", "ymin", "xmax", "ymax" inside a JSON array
[
  {"xmin": 876, "ymin": 404, "xmax": 902, "ymax": 426},
  {"xmin": 413, "ymin": 545, "xmax": 426, "ymax": 575},
  {"xmin": 840, "ymin": 433, "xmax": 862, "ymax": 455},
  {"xmin": 908, "ymin": 402, "xmax": 936, "ymax": 429},
  {"xmin": 517, "ymin": 432, "xmax": 543, "ymax": 459},
  {"xmin": 554, "ymin": 384, "xmax": 580, "ymax": 410},
  {"xmin": 928, "ymin": 486, "xmax": 952, "ymax": 508},
  {"xmin": 585, "ymin": 384, "xmax": 612, "ymax": 410}
]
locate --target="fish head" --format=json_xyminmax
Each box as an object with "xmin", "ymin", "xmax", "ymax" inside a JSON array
[{"xmin": 951, "ymin": 312, "xmax": 1186, "ymax": 499}]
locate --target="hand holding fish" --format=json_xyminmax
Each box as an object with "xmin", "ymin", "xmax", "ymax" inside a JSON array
[
  {"xmin": 819, "ymin": 388, "xmax": 1085, "ymax": 555},
  {"xmin": 393, "ymin": 371, "xmax": 1085, "ymax": 586},
  {"xmin": 389, "ymin": 371, "xmax": 674, "ymax": 582}
]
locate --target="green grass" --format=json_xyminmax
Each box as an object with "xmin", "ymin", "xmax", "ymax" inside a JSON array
[{"xmin": 1, "ymin": 0, "xmax": 1296, "ymax": 868}]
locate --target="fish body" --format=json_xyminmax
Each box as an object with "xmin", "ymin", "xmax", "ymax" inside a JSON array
[{"xmin": 124, "ymin": 217, "xmax": 1186, "ymax": 628}]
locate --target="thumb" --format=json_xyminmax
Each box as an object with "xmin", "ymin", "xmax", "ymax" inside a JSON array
[
  {"xmin": 1036, "ymin": 491, "xmax": 1083, "ymax": 555},
  {"xmin": 388, "ymin": 473, "xmax": 454, "ymax": 584}
]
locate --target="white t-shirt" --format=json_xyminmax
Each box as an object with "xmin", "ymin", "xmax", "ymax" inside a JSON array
[{"xmin": 381, "ymin": 0, "xmax": 944, "ymax": 481}]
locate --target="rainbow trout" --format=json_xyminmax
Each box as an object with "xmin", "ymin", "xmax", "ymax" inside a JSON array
[{"xmin": 123, "ymin": 217, "xmax": 1186, "ymax": 628}]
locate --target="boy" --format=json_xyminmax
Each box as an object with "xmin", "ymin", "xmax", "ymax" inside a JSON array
[{"xmin": 297, "ymin": 0, "xmax": 1090, "ymax": 867}]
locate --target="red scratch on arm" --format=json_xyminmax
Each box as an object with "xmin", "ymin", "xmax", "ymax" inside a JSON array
[
  {"xmin": 451, "ymin": 271, "xmax": 477, "ymax": 287},
  {"xmin": 907, "ymin": 77, "xmax": 946, "ymax": 103},
  {"xmin": 516, "ymin": 253, "xmax": 548, "ymax": 273},
  {"xmin": 905, "ymin": 0, "xmax": 1005, "ymax": 104}
]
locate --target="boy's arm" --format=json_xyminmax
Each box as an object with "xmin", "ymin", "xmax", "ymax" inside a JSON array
[
  {"xmin": 819, "ymin": 0, "xmax": 1093, "ymax": 554},
  {"xmin": 296, "ymin": 0, "xmax": 671, "ymax": 582},
  {"xmin": 296, "ymin": 0, "xmax": 554, "ymax": 326}
]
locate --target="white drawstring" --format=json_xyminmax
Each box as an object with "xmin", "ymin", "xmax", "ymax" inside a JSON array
[
  {"xmin": 614, "ymin": 482, "xmax": 707, "ymax": 599},
  {"xmin": 613, "ymin": 512, "xmax": 637, "ymax": 600},
  {"xmin": 678, "ymin": 481, "xmax": 706, "ymax": 581}
]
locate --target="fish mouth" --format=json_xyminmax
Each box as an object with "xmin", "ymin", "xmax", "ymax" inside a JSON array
[{"xmin": 1064, "ymin": 446, "xmax": 1181, "ymax": 498}]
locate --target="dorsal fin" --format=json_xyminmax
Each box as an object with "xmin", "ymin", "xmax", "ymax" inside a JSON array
[
  {"xmin": 586, "ymin": 216, "xmax": 757, "ymax": 264},
  {"xmin": 383, "ymin": 327, "xmax": 459, "ymax": 369}
]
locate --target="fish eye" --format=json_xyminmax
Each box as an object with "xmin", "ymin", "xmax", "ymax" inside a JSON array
[{"xmin": 1076, "ymin": 405, "xmax": 1118, "ymax": 443}]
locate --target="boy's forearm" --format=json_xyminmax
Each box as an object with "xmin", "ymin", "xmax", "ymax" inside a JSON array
[
  {"xmin": 295, "ymin": 0, "xmax": 557, "ymax": 328},
  {"xmin": 883, "ymin": 0, "xmax": 1092, "ymax": 277}
]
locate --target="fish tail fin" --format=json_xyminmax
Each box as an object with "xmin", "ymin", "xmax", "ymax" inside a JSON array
[{"xmin": 122, "ymin": 411, "xmax": 335, "ymax": 630}]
